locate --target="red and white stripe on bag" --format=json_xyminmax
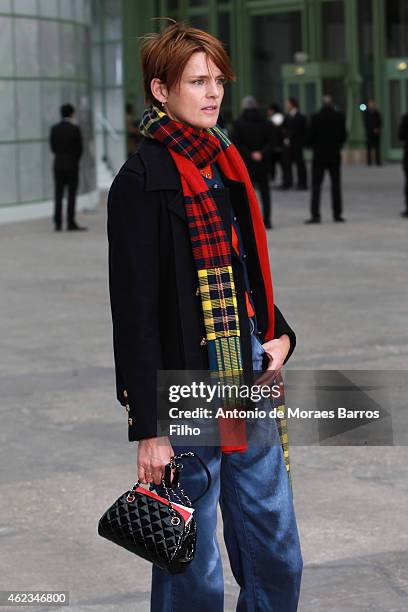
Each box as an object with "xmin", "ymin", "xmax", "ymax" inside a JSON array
[{"xmin": 127, "ymin": 486, "xmax": 195, "ymax": 525}]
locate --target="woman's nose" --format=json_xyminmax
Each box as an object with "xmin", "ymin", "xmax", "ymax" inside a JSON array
[{"xmin": 206, "ymin": 79, "xmax": 219, "ymax": 98}]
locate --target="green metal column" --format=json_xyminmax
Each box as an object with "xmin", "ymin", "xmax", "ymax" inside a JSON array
[
  {"xmin": 231, "ymin": 0, "xmax": 250, "ymax": 118},
  {"xmin": 344, "ymin": 0, "xmax": 364, "ymax": 148},
  {"xmin": 372, "ymin": 0, "xmax": 387, "ymax": 159},
  {"xmin": 122, "ymin": 0, "xmax": 157, "ymax": 117},
  {"xmin": 304, "ymin": 0, "xmax": 321, "ymax": 61}
]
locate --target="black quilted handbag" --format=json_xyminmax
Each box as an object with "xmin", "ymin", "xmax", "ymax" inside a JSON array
[{"xmin": 98, "ymin": 452, "xmax": 211, "ymax": 574}]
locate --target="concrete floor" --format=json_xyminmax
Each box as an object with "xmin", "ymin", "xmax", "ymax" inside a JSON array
[{"xmin": 0, "ymin": 162, "xmax": 407, "ymax": 611}]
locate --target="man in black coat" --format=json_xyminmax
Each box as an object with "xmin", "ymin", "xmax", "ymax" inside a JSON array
[
  {"xmin": 399, "ymin": 113, "xmax": 408, "ymax": 218},
  {"xmin": 231, "ymin": 96, "xmax": 274, "ymax": 229},
  {"xmin": 306, "ymin": 96, "xmax": 347, "ymax": 223},
  {"xmin": 364, "ymin": 99, "xmax": 382, "ymax": 166},
  {"xmin": 281, "ymin": 98, "xmax": 308, "ymax": 190},
  {"xmin": 49, "ymin": 104, "xmax": 86, "ymax": 231}
]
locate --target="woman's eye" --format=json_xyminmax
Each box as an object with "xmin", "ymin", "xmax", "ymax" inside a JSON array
[
  {"xmin": 216, "ymin": 78, "xmax": 225, "ymax": 86},
  {"xmin": 193, "ymin": 80, "xmax": 204, "ymax": 85}
]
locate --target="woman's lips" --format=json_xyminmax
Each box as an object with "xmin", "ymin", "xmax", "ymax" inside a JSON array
[{"xmin": 201, "ymin": 106, "xmax": 218, "ymax": 114}]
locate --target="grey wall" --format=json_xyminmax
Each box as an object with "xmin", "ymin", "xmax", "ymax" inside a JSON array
[{"xmin": 0, "ymin": 0, "xmax": 96, "ymax": 210}]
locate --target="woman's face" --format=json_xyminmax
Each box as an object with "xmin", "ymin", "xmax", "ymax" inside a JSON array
[{"xmin": 153, "ymin": 52, "xmax": 225, "ymax": 129}]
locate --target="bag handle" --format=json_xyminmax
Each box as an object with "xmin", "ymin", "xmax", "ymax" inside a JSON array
[{"xmin": 164, "ymin": 451, "xmax": 212, "ymax": 505}]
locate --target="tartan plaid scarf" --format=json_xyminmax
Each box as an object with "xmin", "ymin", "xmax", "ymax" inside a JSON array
[{"xmin": 140, "ymin": 107, "xmax": 289, "ymax": 469}]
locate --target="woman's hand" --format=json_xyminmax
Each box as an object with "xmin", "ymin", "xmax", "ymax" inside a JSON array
[
  {"xmin": 256, "ymin": 334, "xmax": 290, "ymax": 386},
  {"xmin": 137, "ymin": 436, "xmax": 174, "ymax": 485}
]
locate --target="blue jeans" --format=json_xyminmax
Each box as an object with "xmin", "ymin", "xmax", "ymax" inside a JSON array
[{"xmin": 151, "ymin": 321, "xmax": 303, "ymax": 611}]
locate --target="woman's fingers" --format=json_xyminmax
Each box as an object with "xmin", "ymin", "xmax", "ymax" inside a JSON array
[{"xmin": 138, "ymin": 466, "xmax": 147, "ymax": 484}]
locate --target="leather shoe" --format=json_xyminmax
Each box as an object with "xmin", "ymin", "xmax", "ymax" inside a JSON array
[
  {"xmin": 401, "ymin": 210, "xmax": 408, "ymax": 218},
  {"xmin": 55, "ymin": 225, "xmax": 62, "ymax": 232},
  {"xmin": 264, "ymin": 219, "xmax": 273, "ymax": 230},
  {"xmin": 67, "ymin": 222, "xmax": 87, "ymax": 231},
  {"xmin": 304, "ymin": 217, "xmax": 321, "ymax": 224},
  {"xmin": 334, "ymin": 216, "xmax": 346, "ymax": 222}
]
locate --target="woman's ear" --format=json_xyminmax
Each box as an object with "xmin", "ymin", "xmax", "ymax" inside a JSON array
[{"xmin": 150, "ymin": 78, "xmax": 168, "ymax": 105}]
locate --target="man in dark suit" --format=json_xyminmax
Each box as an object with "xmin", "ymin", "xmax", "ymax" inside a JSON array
[
  {"xmin": 399, "ymin": 112, "xmax": 408, "ymax": 218},
  {"xmin": 281, "ymin": 98, "xmax": 308, "ymax": 190},
  {"xmin": 306, "ymin": 95, "xmax": 347, "ymax": 223},
  {"xmin": 232, "ymin": 96, "xmax": 274, "ymax": 229},
  {"xmin": 364, "ymin": 99, "xmax": 382, "ymax": 166},
  {"xmin": 49, "ymin": 104, "xmax": 86, "ymax": 231}
]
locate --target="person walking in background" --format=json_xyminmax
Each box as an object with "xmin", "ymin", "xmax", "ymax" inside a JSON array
[
  {"xmin": 49, "ymin": 104, "xmax": 86, "ymax": 232},
  {"xmin": 364, "ymin": 99, "xmax": 382, "ymax": 167},
  {"xmin": 306, "ymin": 95, "xmax": 347, "ymax": 224},
  {"xmin": 232, "ymin": 96, "xmax": 274, "ymax": 228},
  {"xmin": 399, "ymin": 112, "xmax": 408, "ymax": 218},
  {"xmin": 125, "ymin": 102, "xmax": 142, "ymax": 157},
  {"xmin": 281, "ymin": 98, "xmax": 308, "ymax": 190},
  {"xmin": 266, "ymin": 103, "xmax": 285, "ymax": 185}
]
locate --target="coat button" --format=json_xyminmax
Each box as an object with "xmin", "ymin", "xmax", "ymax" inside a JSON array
[
  {"xmin": 242, "ymin": 253, "xmax": 247, "ymax": 260},
  {"xmin": 128, "ymin": 417, "xmax": 133, "ymax": 426},
  {"xmin": 123, "ymin": 390, "xmax": 128, "ymax": 398},
  {"xmin": 125, "ymin": 404, "xmax": 130, "ymax": 413},
  {"xmin": 200, "ymin": 337, "xmax": 208, "ymax": 346},
  {"xmin": 233, "ymin": 216, "xmax": 237, "ymax": 221},
  {"xmin": 196, "ymin": 286, "xmax": 200, "ymax": 296}
]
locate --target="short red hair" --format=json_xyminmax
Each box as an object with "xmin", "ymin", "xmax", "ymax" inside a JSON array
[{"xmin": 140, "ymin": 21, "xmax": 235, "ymax": 106}]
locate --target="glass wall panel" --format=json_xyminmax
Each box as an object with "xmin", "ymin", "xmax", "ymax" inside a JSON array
[
  {"xmin": 0, "ymin": 17, "xmax": 15, "ymax": 77},
  {"xmin": 60, "ymin": 0, "xmax": 74, "ymax": 21},
  {"xmin": 77, "ymin": 27, "xmax": 90, "ymax": 79},
  {"xmin": 322, "ymin": 1, "xmax": 345, "ymax": 61},
  {"xmin": 0, "ymin": 2, "xmax": 95, "ymax": 211},
  {"xmin": 61, "ymin": 22, "xmax": 76, "ymax": 78},
  {"xmin": 252, "ymin": 11, "xmax": 301, "ymax": 107},
  {"xmin": 104, "ymin": 42, "xmax": 122, "ymax": 86},
  {"xmin": 92, "ymin": 43, "xmax": 103, "ymax": 87},
  {"xmin": 15, "ymin": 18, "xmax": 40, "ymax": 77},
  {"xmin": 42, "ymin": 141, "xmax": 54, "ymax": 200},
  {"xmin": 0, "ymin": 1, "xmax": 12, "ymax": 12},
  {"xmin": 104, "ymin": 0, "xmax": 121, "ymax": 40},
  {"xmin": 41, "ymin": 81, "xmax": 62, "ymax": 138},
  {"xmin": 0, "ymin": 80, "xmax": 16, "ymax": 140},
  {"xmin": 106, "ymin": 88, "xmax": 124, "ymax": 132},
  {"xmin": 19, "ymin": 143, "xmax": 44, "ymax": 201},
  {"xmin": 14, "ymin": 0, "xmax": 37, "ymax": 15},
  {"xmin": 386, "ymin": 0, "xmax": 408, "ymax": 57},
  {"xmin": 16, "ymin": 81, "xmax": 42, "ymax": 140},
  {"xmin": 39, "ymin": 0, "xmax": 59, "ymax": 18},
  {"xmin": 39, "ymin": 20, "xmax": 60, "ymax": 77},
  {"xmin": 0, "ymin": 144, "xmax": 17, "ymax": 204}
]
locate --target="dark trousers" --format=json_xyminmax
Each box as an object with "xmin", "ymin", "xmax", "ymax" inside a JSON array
[
  {"xmin": 53, "ymin": 169, "xmax": 79, "ymax": 228},
  {"xmin": 404, "ymin": 155, "xmax": 408, "ymax": 210},
  {"xmin": 282, "ymin": 146, "xmax": 308, "ymax": 188},
  {"xmin": 250, "ymin": 170, "xmax": 271, "ymax": 223},
  {"xmin": 311, "ymin": 157, "xmax": 342, "ymax": 219},
  {"xmin": 366, "ymin": 135, "xmax": 381, "ymax": 166}
]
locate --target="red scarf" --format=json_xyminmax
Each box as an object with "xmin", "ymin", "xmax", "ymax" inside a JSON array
[{"xmin": 140, "ymin": 107, "xmax": 275, "ymax": 453}]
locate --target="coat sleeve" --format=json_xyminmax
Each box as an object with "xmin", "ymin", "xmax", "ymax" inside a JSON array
[
  {"xmin": 399, "ymin": 115, "xmax": 408, "ymax": 142},
  {"xmin": 107, "ymin": 166, "xmax": 163, "ymax": 441},
  {"xmin": 273, "ymin": 304, "xmax": 296, "ymax": 364}
]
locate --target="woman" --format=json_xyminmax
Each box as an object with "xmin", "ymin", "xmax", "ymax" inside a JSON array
[{"xmin": 107, "ymin": 21, "xmax": 302, "ymax": 611}]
